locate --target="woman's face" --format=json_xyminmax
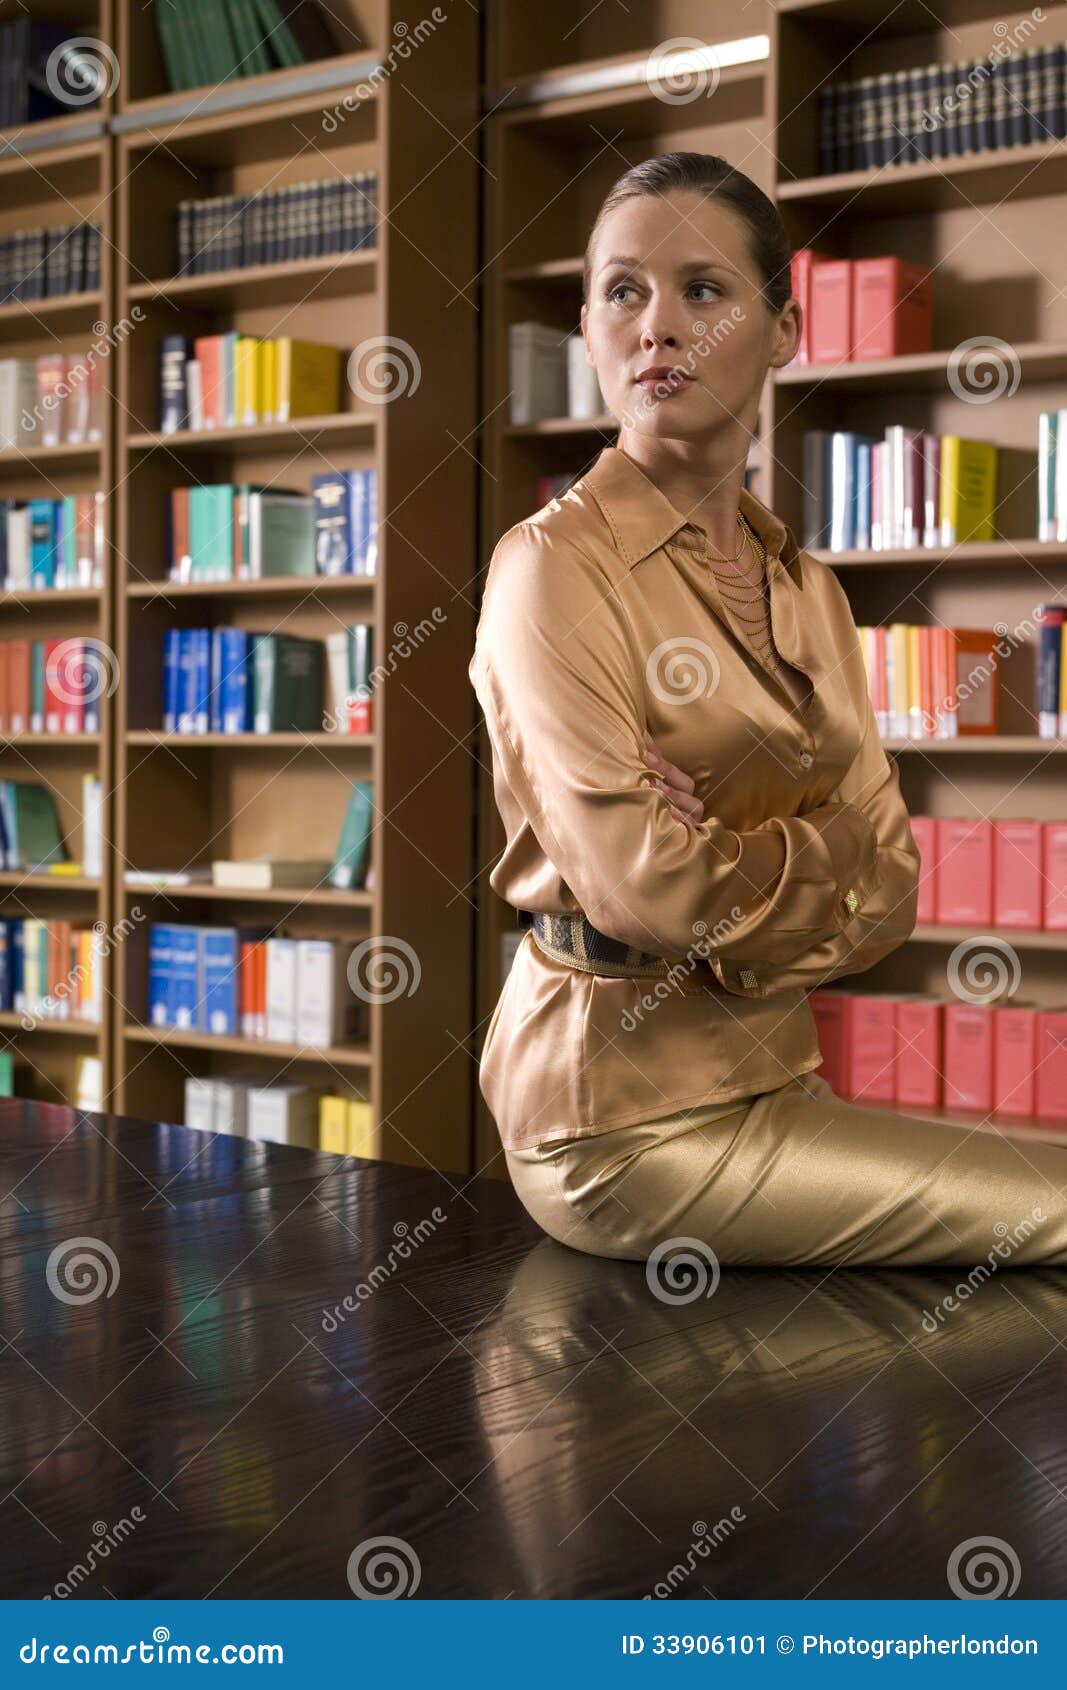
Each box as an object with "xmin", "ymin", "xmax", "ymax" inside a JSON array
[{"xmin": 580, "ymin": 189, "xmax": 800, "ymax": 443}]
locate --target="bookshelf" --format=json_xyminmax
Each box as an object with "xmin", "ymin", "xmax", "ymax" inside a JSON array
[
  {"xmin": 108, "ymin": 0, "xmax": 479, "ymax": 1171},
  {"xmin": 472, "ymin": 1, "xmax": 1067, "ymax": 1171},
  {"xmin": 0, "ymin": 0, "xmax": 116, "ymax": 1108}
]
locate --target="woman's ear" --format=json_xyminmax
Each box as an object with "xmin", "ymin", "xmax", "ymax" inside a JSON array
[{"xmin": 768, "ymin": 298, "xmax": 802, "ymax": 371}]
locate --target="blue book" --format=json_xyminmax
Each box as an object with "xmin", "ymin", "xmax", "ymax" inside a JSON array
[
  {"xmin": 220, "ymin": 628, "xmax": 250, "ymax": 733},
  {"xmin": 0, "ymin": 784, "xmax": 9, "ymax": 869},
  {"xmin": 210, "ymin": 628, "xmax": 224, "ymax": 733},
  {"xmin": 363, "ymin": 470, "xmax": 378, "ymax": 574},
  {"xmin": 28, "ymin": 499, "xmax": 58, "ymax": 588},
  {"xmin": 311, "ymin": 470, "xmax": 355, "ymax": 576},
  {"xmin": 351, "ymin": 472, "xmax": 365, "ymax": 575},
  {"xmin": 169, "ymin": 924, "xmax": 199, "ymax": 1028},
  {"xmin": 163, "ymin": 630, "xmax": 182, "ymax": 732},
  {"xmin": 148, "ymin": 923, "xmax": 174, "ymax": 1025},
  {"xmin": 177, "ymin": 630, "xmax": 195, "ymax": 733},
  {"xmin": 0, "ymin": 921, "xmax": 11, "ymax": 1012},
  {"xmin": 11, "ymin": 921, "xmax": 24, "ymax": 1012},
  {"xmin": 853, "ymin": 438, "xmax": 879, "ymax": 551},
  {"xmin": 200, "ymin": 927, "xmax": 238, "ymax": 1034},
  {"xmin": 82, "ymin": 645, "xmax": 101, "ymax": 733},
  {"xmin": 194, "ymin": 628, "xmax": 211, "ymax": 733}
]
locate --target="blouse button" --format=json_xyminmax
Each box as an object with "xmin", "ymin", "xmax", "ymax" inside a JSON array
[{"xmin": 799, "ymin": 750, "xmax": 814, "ymax": 769}]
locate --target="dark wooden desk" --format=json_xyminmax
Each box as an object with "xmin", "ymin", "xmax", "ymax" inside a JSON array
[{"xmin": 2, "ymin": 1097, "xmax": 1067, "ymax": 1599}]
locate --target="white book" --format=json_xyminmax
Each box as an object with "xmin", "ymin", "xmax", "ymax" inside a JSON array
[
  {"xmin": 1056, "ymin": 409, "xmax": 1067, "ymax": 544},
  {"xmin": 325, "ymin": 630, "xmax": 350, "ymax": 731},
  {"xmin": 83, "ymin": 776, "xmax": 103, "ymax": 878},
  {"xmin": 184, "ymin": 1076, "xmax": 216, "ymax": 1131},
  {"xmin": 247, "ymin": 1083, "xmax": 318, "ymax": 1148},
  {"xmin": 508, "ymin": 321, "xmax": 567, "ymax": 424},
  {"xmin": 6, "ymin": 505, "xmax": 31, "ymax": 593},
  {"xmin": 186, "ymin": 358, "xmax": 203, "ymax": 431},
  {"xmin": 566, "ymin": 333, "xmax": 603, "ymax": 419},
  {"xmin": 265, "ymin": 936, "xmax": 298, "ymax": 1043},
  {"xmin": 213, "ymin": 1078, "xmax": 250, "ymax": 1137},
  {"xmin": 295, "ymin": 939, "xmax": 347, "ymax": 1048},
  {"xmin": 1038, "ymin": 411, "xmax": 1056, "ymax": 543}
]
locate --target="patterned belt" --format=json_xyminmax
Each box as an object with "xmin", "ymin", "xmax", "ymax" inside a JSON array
[{"xmin": 528, "ymin": 911, "xmax": 694, "ymax": 981}]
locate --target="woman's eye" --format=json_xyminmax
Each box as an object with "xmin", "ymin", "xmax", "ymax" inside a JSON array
[
  {"xmin": 689, "ymin": 281, "xmax": 723, "ymax": 301},
  {"xmin": 607, "ymin": 282, "xmax": 634, "ymax": 304}
]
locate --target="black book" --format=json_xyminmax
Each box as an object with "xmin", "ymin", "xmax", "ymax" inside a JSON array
[
  {"xmin": 818, "ymin": 86, "xmax": 838, "ymax": 174},
  {"xmin": 990, "ymin": 54, "xmax": 1009, "ymax": 149},
  {"xmin": 85, "ymin": 224, "xmax": 100, "ymax": 291},
  {"xmin": 159, "ymin": 334, "xmax": 192, "ymax": 435},
  {"xmin": 1024, "ymin": 45, "xmax": 1044, "ymax": 143},
  {"xmin": 956, "ymin": 60, "xmax": 976, "ymax": 152},
  {"xmin": 971, "ymin": 57, "xmax": 992, "ymax": 153},
  {"xmin": 856, "ymin": 75, "xmax": 877, "ymax": 170},
  {"xmin": 1050, "ymin": 43, "xmax": 1067, "ymax": 140},
  {"xmin": 802, "ymin": 432, "xmax": 831, "ymax": 551},
  {"xmin": 1007, "ymin": 50, "xmax": 1028, "ymax": 146}
]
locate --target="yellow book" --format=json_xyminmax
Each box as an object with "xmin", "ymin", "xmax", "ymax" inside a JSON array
[
  {"xmin": 889, "ymin": 622, "xmax": 909, "ymax": 738},
  {"xmin": 275, "ymin": 338, "xmax": 343, "ymax": 422},
  {"xmin": 47, "ymin": 861, "xmax": 83, "ymax": 875},
  {"xmin": 256, "ymin": 339, "xmax": 276, "ymax": 425},
  {"xmin": 319, "ymin": 1094, "xmax": 348, "ymax": 1155},
  {"xmin": 906, "ymin": 624, "xmax": 922, "ymax": 738},
  {"xmin": 939, "ymin": 437, "xmax": 997, "ymax": 544},
  {"xmin": 345, "ymin": 1099, "xmax": 376, "ymax": 1160},
  {"xmin": 235, "ymin": 336, "xmax": 259, "ymax": 427}
]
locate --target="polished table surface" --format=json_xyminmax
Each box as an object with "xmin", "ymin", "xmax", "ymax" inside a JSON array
[{"xmin": 3, "ymin": 1096, "xmax": 1067, "ymax": 1600}]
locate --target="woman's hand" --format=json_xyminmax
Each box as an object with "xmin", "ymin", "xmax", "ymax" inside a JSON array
[{"xmin": 643, "ymin": 730, "xmax": 704, "ymax": 827}]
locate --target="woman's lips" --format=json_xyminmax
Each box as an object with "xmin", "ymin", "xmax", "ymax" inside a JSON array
[{"xmin": 635, "ymin": 372, "xmax": 694, "ymax": 394}]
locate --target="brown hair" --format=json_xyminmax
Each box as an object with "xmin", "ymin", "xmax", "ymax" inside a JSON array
[{"xmin": 582, "ymin": 152, "xmax": 793, "ymax": 315}]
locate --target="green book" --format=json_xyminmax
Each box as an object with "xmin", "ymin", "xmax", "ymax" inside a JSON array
[
  {"xmin": 0, "ymin": 1049, "xmax": 13, "ymax": 1097},
  {"xmin": 248, "ymin": 492, "xmax": 315, "ymax": 577},
  {"xmin": 153, "ymin": 0, "xmax": 190, "ymax": 90},
  {"xmin": 173, "ymin": 0, "xmax": 213, "ymax": 86},
  {"xmin": 12, "ymin": 783, "xmax": 67, "ymax": 870},
  {"xmin": 189, "ymin": 485, "xmax": 234, "ymax": 581},
  {"xmin": 252, "ymin": 634, "xmax": 324, "ymax": 731},
  {"xmin": 224, "ymin": 0, "xmax": 274, "ymax": 75},
  {"xmin": 330, "ymin": 780, "xmax": 373, "ymax": 890},
  {"xmin": 31, "ymin": 641, "xmax": 45, "ymax": 732},
  {"xmin": 250, "ymin": 0, "xmax": 305, "ymax": 68}
]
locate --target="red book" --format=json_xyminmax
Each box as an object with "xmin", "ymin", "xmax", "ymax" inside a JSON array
[
  {"xmin": 909, "ymin": 815, "xmax": 937, "ymax": 923},
  {"xmin": 44, "ymin": 637, "xmax": 84, "ymax": 735},
  {"xmin": 994, "ymin": 1005, "xmax": 1038, "ymax": 1118},
  {"xmin": 918, "ymin": 626, "xmax": 934, "ymax": 735},
  {"xmin": 943, "ymin": 1003, "xmax": 995, "ymax": 1111},
  {"xmin": 871, "ymin": 624, "xmax": 888, "ymax": 729},
  {"xmin": 993, "ymin": 819, "xmax": 1043, "ymax": 929},
  {"xmin": 194, "ymin": 335, "xmax": 223, "ymax": 429},
  {"xmin": 36, "ymin": 353, "xmax": 67, "ymax": 447},
  {"xmin": 0, "ymin": 643, "xmax": 7, "ymax": 735},
  {"xmin": 8, "ymin": 640, "xmax": 31, "ymax": 734},
  {"xmin": 1035, "ymin": 1010, "xmax": 1067, "ymax": 1120},
  {"xmin": 934, "ymin": 626, "xmax": 957, "ymax": 737},
  {"xmin": 934, "ymin": 818, "xmax": 993, "ymax": 924},
  {"xmin": 851, "ymin": 257, "xmax": 933, "ymax": 361},
  {"xmin": 810, "ymin": 990, "xmax": 849, "ymax": 1093},
  {"xmin": 848, "ymin": 994, "xmax": 896, "ymax": 1101},
  {"xmin": 170, "ymin": 487, "xmax": 191, "ymax": 580},
  {"xmin": 809, "ymin": 260, "xmax": 853, "ymax": 364},
  {"xmin": 946, "ymin": 628, "xmax": 1000, "ymax": 735},
  {"xmin": 791, "ymin": 248, "xmax": 829, "ymax": 367},
  {"xmin": 1043, "ymin": 823, "xmax": 1067, "ymax": 930},
  {"xmin": 895, "ymin": 996, "xmax": 942, "ymax": 1108}
]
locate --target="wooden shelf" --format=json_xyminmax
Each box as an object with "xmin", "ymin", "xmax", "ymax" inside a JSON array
[
  {"xmin": 127, "ymin": 576, "xmax": 375, "ymax": 599},
  {"xmin": 126, "ymin": 414, "xmax": 376, "ymax": 452},
  {"xmin": 124, "ymin": 1024, "xmax": 373, "ymax": 1067},
  {"xmin": 851, "ymin": 1095, "xmax": 1067, "ymax": 1139},
  {"xmin": 883, "ymin": 737, "xmax": 1065, "ymax": 754},
  {"xmin": 777, "ymin": 138, "xmax": 1067, "ymax": 212},
  {"xmin": 0, "ymin": 1011, "xmax": 101, "ymax": 1036},
  {"xmin": 0, "ymin": 440, "xmax": 101, "ymax": 469},
  {"xmin": 127, "ymin": 250, "xmax": 377, "ymax": 310},
  {"xmin": 122, "ymin": 879, "xmax": 373, "ymax": 908},
  {"xmin": 0, "ymin": 587, "xmax": 104, "ymax": 607},
  {"xmin": 777, "ymin": 341, "xmax": 1067, "ymax": 392},
  {"xmin": 0, "ymin": 734, "xmax": 101, "ymax": 748},
  {"xmin": 126, "ymin": 732, "xmax": 373, "ymax": 749},
  {"xmin": 814, "ymin": 541, "xmax": 1067, "ymax": 570},
  {"xmin": 0, "ymin": 290, "xmax": 104, "ymax": 333},
  {"xmin": 908, "ymin": 924, "xmax": 1067, "ymax": 951},
  {"xmin": 0, "ymin": 873, "xmax": 101, "ymax": 892}
]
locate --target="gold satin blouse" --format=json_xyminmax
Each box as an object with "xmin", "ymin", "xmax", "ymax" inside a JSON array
[{"xmin": 469, "ymin": 444, "xmax": 921, "ymax": 1150}]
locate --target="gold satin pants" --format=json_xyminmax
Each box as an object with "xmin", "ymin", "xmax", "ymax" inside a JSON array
[{"xmin": 503, "ymin": 1070, "xmax": 1067, "ymax": 1268}]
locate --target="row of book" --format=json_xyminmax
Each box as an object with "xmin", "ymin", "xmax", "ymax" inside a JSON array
[
  {"xmin": 0, "ymin": 19, "xmax": 103, "ymax": 127},
  {"xmin": 859, "ymin": 624, "xmax": 999, "ymax": 739},
  {"xmin": 159, "ymin": 333, "xmax": 344, "ymax": 433},
  {"xmin": 1, "ymin": 493, "xmax": 105, "ymax": 591},
  {"xmin": 0, "ymin": 641, "xmax": 107, "ymax": 735},
  {"xmin": 129, "ymin": 779, "xmax": 375, "ymax": 895},
  {"xmin": 153, "ymin": 0, "xmax": 341, "ymax": 93},
  {"xmin": 1038, "ymin": 411, "xmax": 1067, "ymax": 541},
  {"xmin": 911, "ymin": 816, "xmax": 1067, "ymax": 930},
  {"xmin": 0, "ymin": 919, "xmax": 104, "ymax": 1024},
  {"xmin": 509, "ymin": 322, "xmax": 605, "ymax": 426},
  {"xmin": 803, "ymin": 429, "xmax": 997, "ymax": 553},
  {"xmin": 1, "ymin": 223, "xmax": 102, "ymax": 305},
  {"xmin": 168, "ymin": 471, "xmax": 378, "ymax": 581},
  {"xmin": 148, "ymin": 926, "xmax": 365, "ymax": 1047},
  {"xmin": 811, "ymin": 990, "xmax": 1067, "ymax": 1121},
  {"xmin": 0, "ymin": 776, "xmax": 102, "ymax": 877},
  {"xmin": 183, "ymin": 1075, "xmax": 376, "ymax": 1157},
  {"xmin": 791, "ymin": 252, "xmax": 932, "ymax": 366},
  {"xmin": 0, "ymin": 354, "xmax": 104, "ymax": 451},
  {"xmin": 177, "ymin": 176, "xmax": 378, "ymax": 275},
  {"xmin": 162, "ymin": 624, "xmax": 374, "ymax": 736},
  {"xmin": 817, "ymin": 44, "xmax": 1067, "ymax": 175}
]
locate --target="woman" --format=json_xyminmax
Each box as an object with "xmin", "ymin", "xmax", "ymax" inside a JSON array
[{"xmin": 469, "ymin": 151, "xmax": 1067, "ymax": 1269}]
